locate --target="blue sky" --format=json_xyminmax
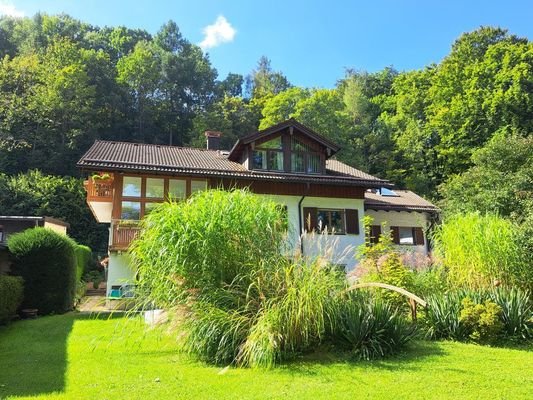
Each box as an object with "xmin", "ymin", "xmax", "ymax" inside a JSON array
[{"xmin": 1, "ymin": 0, "xmax": 532, "ymax": 88}]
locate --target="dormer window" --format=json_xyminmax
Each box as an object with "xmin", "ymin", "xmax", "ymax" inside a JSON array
[
  {"xmin": 290, "ymin": 137, "xmax": 321, "ymax": 174},
  {"xmin": 252, "ymin": 136, "xmax": 284, "ymax": 171}
]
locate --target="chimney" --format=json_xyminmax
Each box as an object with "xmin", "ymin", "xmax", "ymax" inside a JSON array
[{"xmin": 205, "ymin": 131, "xmax": 222, "ymax": 150}]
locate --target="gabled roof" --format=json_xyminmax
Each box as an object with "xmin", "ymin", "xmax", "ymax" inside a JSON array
[
  {"xmin": 77, "ymin": 140, "xmax": 392, "ymax": 188},
  {"xmin": 364, "ymin": 190, "xmax": 439, "ymax": 213},
  {"xmin": 227, "ymin": 118, "xmax": 341, "ymax": 161}
]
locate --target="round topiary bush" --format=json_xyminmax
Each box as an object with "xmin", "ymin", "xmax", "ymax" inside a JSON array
[{"xmin": 8, "ymin": 227, "xmax": 77, "ymax": 315}]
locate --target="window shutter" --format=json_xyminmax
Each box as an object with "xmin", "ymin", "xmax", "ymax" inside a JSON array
[
  {"xmin": 303, "ymin": 207, "xmax": 317, "ymax": 233},
  {"xmin": 345, "ymin": 209, "xmax": 359, "ymax": 234},
  {"xmin": 370, "ymin": 225, "xmax": 381, "ymax": 244},
  {"xmin": 414, "ymin": 227, "xmax": 425, "ymax": 246},
  {"xmin": 390, "ymin": 226, "xmax": 400, "ymax": 244}
]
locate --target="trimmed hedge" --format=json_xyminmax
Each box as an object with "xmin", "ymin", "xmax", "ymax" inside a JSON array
[
  {"xmin": 8, "ymin": 228, "xmax": 77, "ymax": 315},
  {"xmin": 0, "ymin": 275, "xmax": 24, "ymax": 324},
  {"xmin": 74, "ymin": 244, "xmax": 92, "ymax": 282}
]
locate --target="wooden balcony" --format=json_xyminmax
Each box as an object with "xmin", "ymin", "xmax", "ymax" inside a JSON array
[
  {"xmin": 84, "ymin": 176, "xmax": 114, "ymax": 202},
  {"xmin": 110, "ymin": 220, "xmax": 142, "ymax": 251}
]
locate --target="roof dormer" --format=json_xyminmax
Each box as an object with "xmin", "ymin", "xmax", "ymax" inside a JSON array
[{"xmin": 228, "ymin": 119, "xmax": 340, "ymax": 174}]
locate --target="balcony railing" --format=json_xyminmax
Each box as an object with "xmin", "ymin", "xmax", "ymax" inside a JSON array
[
  {"xmin": 110, "ymin": 220, "xmax": 141, "ymax": 251},
  {"xmin": 84, "ymin": 176, "xmax": 114, "ymax": 202}
]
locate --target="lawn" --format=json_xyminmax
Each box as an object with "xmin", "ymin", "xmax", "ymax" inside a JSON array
[{"xmin": 0, "ymin": 314, "xmax": 531, "ymax": 400}]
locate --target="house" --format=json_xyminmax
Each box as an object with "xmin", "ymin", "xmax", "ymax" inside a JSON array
[
  {"xmin": 77, "ymin": 119, "xmax": 439, "ymax": 297},
  {"xmin": 0, "ymin": 216, "xmax": 70, "ymax": 273}
]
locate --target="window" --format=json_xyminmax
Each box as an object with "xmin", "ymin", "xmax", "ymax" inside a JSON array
[
  {"xmin": 303, "ymin": 207, "xmax": 359, "ymax": 235},
  {"xmin": 122, "ymin": 176, "xmax": 141, "ymax": 197},
  {"xmin": 144, "ymin": 202, "xmax": 160, "ymax": 215},
  {"xmin": 317, "ymin": 209, "xmax": 345, "ymax": 234},
  {"xmin": 252, "ymin": 137, "xmax": 284, "ymax": 171},
  {"xmin": 120, "ymin": 176, "xmax": 207, "ymax": 220},
  {"xmin": 146, "ymin": 178, "xmax": 164, "ymax": 198},
  {"xmin": 399, "ymin": 227, "xmax": 414, "ymax": 245},
  {"xmin": 168, "ymin": 179, "xmax": 186, "ymax": 199},
  {"xmin": 121, "ymin": 201, "xmax": 141, "ymax": 220},
  {"xmin": 290, "ymin": 137, "xmax": 321, "ymax": 174},
  {"xmin": 391, "ymin": 226, "xmax": 425, "ymax": 246},
  {"xmin": 191, "ymin": 180, "xmax": 207, "ymax": 194}
]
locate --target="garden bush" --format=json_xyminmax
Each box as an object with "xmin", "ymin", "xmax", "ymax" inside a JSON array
[
  {"xmin": 74, "ymin": 244, "xmax": 92, "ymax": 282},
  {"xmin": 459, "ymin": 297, "xmax": 503, "ymax": 342},
  {"xmin": 0, "ymin": 275, "xmax": 24, "ymax": 324},
  {"xmin": 423, "ymin": 288, "xmax": 531, "ymax": 342},
  {"xmin": 333, "ymin": 291, "xmax": 416, "ymax": 360},
  {"xmin": 8, "ymin": 228, "xmax": 77, "ymax": 315}
]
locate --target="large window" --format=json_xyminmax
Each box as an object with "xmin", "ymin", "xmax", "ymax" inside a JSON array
[
  {"xmin": 120, "ymin": 176, "xmax": 207, "ymax": 220},
  {"xmin": 398, "ymin": 227, "xmax": 415, "ymax": 245},
  {"xmin": 252, "ymin": 137, "xmax": 284, "ymax": 171},
  {"xmin": 251, "ymin": 135, "xmax": 324, "ymax": 174}
]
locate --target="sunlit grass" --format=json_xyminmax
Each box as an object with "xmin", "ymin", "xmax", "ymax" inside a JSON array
[{"xmin": 0, "ymin": 314, "xmax": 532, "ymax": 400}]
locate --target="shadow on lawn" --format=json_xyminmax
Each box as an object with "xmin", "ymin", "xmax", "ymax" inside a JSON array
[
  {"xmin": 281, "ymin": 340, "xmax": 447, "ymax": 376},
  {"xmin": 0, "ymin": 312, "xmax": 124, "ymax": 398}
]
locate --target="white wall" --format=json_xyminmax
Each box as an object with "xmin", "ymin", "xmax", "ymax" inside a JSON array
[
  {"xmin": 107, "ymin": 252, "xmax": 136, "ymax": 296},
  {"xmin": 365, "ymin": 210, "xmax": 430, "ymax": 255},
  {"xmin": 265, "ymin": 195, "xmax": 365, "ymax": 272}
]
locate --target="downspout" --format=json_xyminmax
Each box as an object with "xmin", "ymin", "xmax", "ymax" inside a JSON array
[
  {"xmin": 298, "ymin": 195, "xmax": 306, "ymax": 254},
  {"xmin": 297, "ymin": 183, "xmax": 311, "ymax": 254}
]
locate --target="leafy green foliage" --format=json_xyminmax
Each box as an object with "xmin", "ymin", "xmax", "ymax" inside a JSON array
[
  {"xmin": 0, "ymin": 170, "xmax": 108, "ymax": 252},
  {"xmin": 0, "ymin": 275, "xmax": 23, "ymax": 324},
  {"xmin": 8, "ymin": 228, "xmax": 77, "ymax": 315},
  {"xmin": 74, "ymin": 244, "xmax": 92, "ymax": 282},
  {"xmin": 459, "ymin": 297, "xmax": 503, "ymax": 342},
  {"xmin": 423, "ymin": 288, "xmax": 531, "ymax": 342}
]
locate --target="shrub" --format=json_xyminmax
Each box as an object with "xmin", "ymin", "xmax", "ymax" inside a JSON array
[
  {"xmin": 8, "ymin": 228, "xmax": 77, "ymax": 315},
  {"xmin": 423, "ymin": 288, "xmax": 531, "ymax": 342},
  {"xmin": 74, "ymin": 244, "xmax": 92, "ymax": 282},
  {"xmin": 433, "ymin": 213, "xmax": 526, "ymax": 289},
  {"xmin": 459, "ymin": 297, "xmax": 503, "ymax": 342},
  {"xmin": 333, "ymin": 291, "xmax": 416, "ymax": 360},
  {"xmin": 0, "ymin": 275, "xmax": 24, "ymax": 324}
]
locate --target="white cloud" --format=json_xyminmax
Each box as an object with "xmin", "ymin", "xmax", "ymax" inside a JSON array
[
  {"xmin": 199, "ymin": 15, "xmax": 236, "ymax": 50},
  {"xmin": 0, "ymin": 1, "xmax": 24, "ymax": 18}
]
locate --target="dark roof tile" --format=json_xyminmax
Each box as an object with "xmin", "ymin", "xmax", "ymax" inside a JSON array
[{"xmin": 77, "ymin": 140, "xmax": 391, "ymax": 188}]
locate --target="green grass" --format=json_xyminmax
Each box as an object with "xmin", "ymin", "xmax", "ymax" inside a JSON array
[{"xmin": 0, "ymin": 314, "xmax": 532, "ymax": 400}]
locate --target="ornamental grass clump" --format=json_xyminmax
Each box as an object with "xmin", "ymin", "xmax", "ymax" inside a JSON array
[
  {"xmin": 130, "ymin": 189, "xmax": 289, "ymax": 308},
  {"xmin": 433, "ymin": 213, "xmax": 527, "ymax": 289},
  {"xmin": 131, "ymin": 189, "xmax": 417, "ymax": 367}
]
